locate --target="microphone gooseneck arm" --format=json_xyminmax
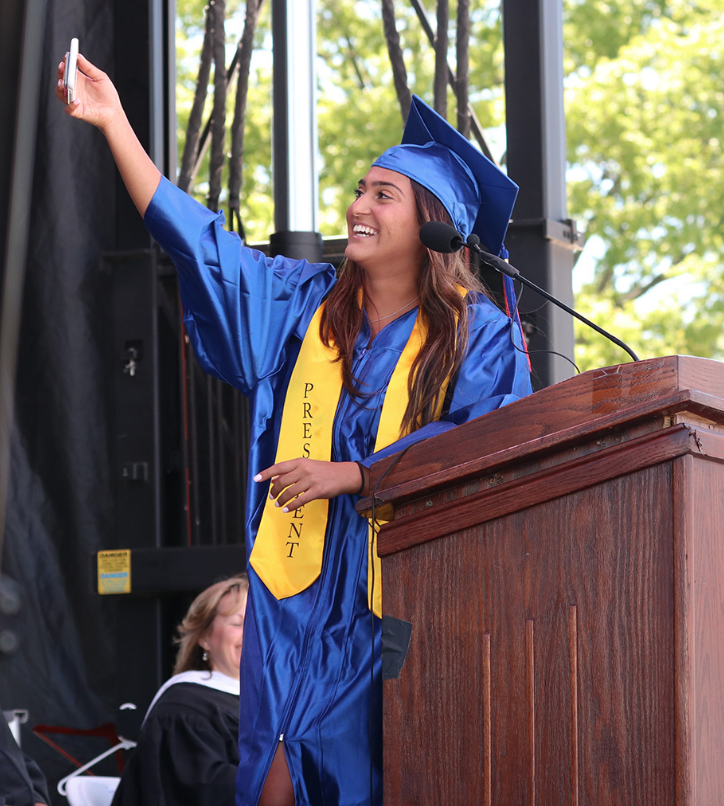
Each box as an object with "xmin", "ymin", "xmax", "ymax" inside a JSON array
[
  {"xmin": 418, "ymin": 221, "xmax": 640, "ymax": 363},
  {"xmin": 467, "ymin": 235, "xmax": 639, "ymax": 363}
]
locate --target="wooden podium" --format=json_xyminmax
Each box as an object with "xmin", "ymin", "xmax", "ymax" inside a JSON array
[{"xmin": 367, "ymin": 356, "xmax": 724, "ymax": 805}]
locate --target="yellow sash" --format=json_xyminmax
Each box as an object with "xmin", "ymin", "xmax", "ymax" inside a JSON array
[
  {"xmin": 366, "ymin": 319, "xmax": 448, "ymax": 616},
  {"xmin": 249, "ymin": 299, "xmax": 449, "ymax": 616}
]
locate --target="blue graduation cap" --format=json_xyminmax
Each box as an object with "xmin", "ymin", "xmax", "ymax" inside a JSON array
[{"xmin": 373, "ymin": 95, "xmax": 518, "ymax": 257}]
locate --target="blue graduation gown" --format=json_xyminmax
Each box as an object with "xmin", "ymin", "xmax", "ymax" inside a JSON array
[{"xmin": 145, "ymin": 177, "xmax": 532, "ymax": 806}]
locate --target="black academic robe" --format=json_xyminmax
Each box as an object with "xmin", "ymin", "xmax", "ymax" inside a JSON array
[
  {"xmin": 110, "ymin": 683, "xmax": 239, "ymax": 806},
  {"xmin": 0, "ymin": 714, "xmax": 50, "ymax": 806}
]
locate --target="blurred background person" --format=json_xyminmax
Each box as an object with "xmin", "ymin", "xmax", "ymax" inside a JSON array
[
  {"xmin": 110, "ymin": 574, "xmax": 248, "ymax": 806},
  {"xmin": 0, "ymin": 713, "xmax": 51, "ymax": 806}
]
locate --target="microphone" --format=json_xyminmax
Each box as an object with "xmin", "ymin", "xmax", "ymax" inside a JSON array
[
  {"xmin": 418, "ymin": 221, "xmax": 465, "ymax": 253},
  {"xmin": 419, "ymin": 221, "xmax": 639, "ymax": 363}
]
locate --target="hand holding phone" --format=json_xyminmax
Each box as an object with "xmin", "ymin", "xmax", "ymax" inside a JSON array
[{"xmin": 63, "ymin": 38, "xmax": 79, "ymax": 104}]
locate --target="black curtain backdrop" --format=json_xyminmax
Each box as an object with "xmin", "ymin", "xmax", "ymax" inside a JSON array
[{"xmin": 2, "ymin": 0, "xmax": 123, "ymax": 790}]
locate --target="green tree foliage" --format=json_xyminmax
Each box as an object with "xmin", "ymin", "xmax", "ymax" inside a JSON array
[
  {"xmin": 175, "ymin": 0, "xmax": 504, "ymax": 242},
  {"xmin": 176, "ymin": 0, "xmax": 274, "ymax": 242},
  {"xmin": 317, "ymin": 0, "xmax": 504, "ymax": 230},
  {"xmin": 174, "ymin": 0, "xmax": 724, "ymax": 367},
  {"xmin": 565, "ymin": 0, "xmax": 724, "ymax": 367}
]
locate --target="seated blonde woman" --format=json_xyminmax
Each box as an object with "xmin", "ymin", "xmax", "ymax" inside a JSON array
[{"xmin": 111, "ymin": 574, "xmax": 248, "ymax": 806}]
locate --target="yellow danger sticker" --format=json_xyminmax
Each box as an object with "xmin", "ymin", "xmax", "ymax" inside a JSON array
[{"xmin": 97, "ymin": 550, "xmax": 131, "ymax": 595}]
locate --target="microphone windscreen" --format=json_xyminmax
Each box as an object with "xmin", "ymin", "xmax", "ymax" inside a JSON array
[{"xmin": 419, "ymin": 221, "xmax": 465, "ymax": 253}]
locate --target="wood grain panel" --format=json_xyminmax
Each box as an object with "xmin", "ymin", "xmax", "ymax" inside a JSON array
[
  {"xmin": 570, "ymin": 605, "xmax": 580, "ymax": 806},
  {"xmin": 672, "ymin": 456, "xmax": 693, "ymax": 806},
  {"xmin": 383, "ymin": 465, "xmax": 676, "ymax": 805},
  {"xmin": 483, "ymin": 632, "xmax": 492, "ymax": 806},
  {"xmin": 687, "ymin": 456, "xmax": 724, "ymax": 801},
  {"xmin": 526, "ymin": 619, "xmax": 535, "ymax": 806},
  {"xmin": 380, "ymin": 358, "xmax": 724, "ymax": 805},
  {"xmin": 383, "ymin": 544, "xmax": 491, "ymax": 805}
]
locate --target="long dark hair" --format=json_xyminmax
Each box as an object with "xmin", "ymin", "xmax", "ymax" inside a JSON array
[{"xmin": 320, "ymin": 180, "xmax": 486, "ymax": 434}]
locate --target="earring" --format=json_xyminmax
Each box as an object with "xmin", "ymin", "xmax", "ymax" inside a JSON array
[{"xmin": 202, "ymin": 650, "xmax": 209, "ymax": 662}]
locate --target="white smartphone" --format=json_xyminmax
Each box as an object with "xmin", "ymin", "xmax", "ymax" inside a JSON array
[{"xmin": 64, "ymin": 38, "xmax": 79, "ymax": 103}]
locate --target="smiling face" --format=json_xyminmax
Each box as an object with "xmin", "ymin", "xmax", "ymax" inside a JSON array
[
  {"xmin": 344, "ymin": 166, "xmax": 426, "ymax": 278},
  {"xmin": 198, "ymin": 589, "xmax": 247, "ymax": 679}
]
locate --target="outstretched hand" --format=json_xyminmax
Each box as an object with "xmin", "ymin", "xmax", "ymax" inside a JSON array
[
  {"xmin": 56, "ymin": 53, "xmax": 123, "ymax": 132},
  {"xmin": 54, "ymin": 51, "xmax": 161, "ymax": 217},
  {"xmin": 254, "ymin": 459, "xmax": 367, "ymax": 512}
]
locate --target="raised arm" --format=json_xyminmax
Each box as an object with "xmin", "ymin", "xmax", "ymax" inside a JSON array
[{"xmin": 56, "ymin": 53, "xmax": 161, "ymax": 216}]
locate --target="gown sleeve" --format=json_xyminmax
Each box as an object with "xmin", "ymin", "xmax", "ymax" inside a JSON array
[
  {"xmin": 360, "ymin": 295, "xmax": 532, "ymax": 467},
  {"xmin": 110, "ymin": 685, "xmax": 239, "ymax": 806},
  {"xmin": 144, "ymin": 177, "xmax": 336, "ymax": 395}
]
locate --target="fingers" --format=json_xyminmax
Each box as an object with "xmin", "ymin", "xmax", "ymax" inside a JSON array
[
  {"xmin": 55, "ymin": 52, "xmax": 105, "ymax": 95},
  {"xmin": 56, "ymin": 57, "xmax": 68, "ymax": 102},
  {"xmin": 76, "ymin": 52, "xmax": 105, "ymax": 80},
  {"xmin": 64, "ymin": 99, "xmax": 83, "ymax": 118},
  {"xmin": 55, "ymin": 77, "xmax": 78, "ymax": 113},
  {"xmin": 274, "ymin": 481, "xmax": 313, "ymax": 512},
  {"xmin": 253, "ymin": 460, "xmax": 293, "ymax": 485},
  {"xmin": 253, "ymin": 461, "xmax": 297, "ymax": 507},
  {"xmin": 254, "ymin": 459, "xmax": 318, "ymax": 513},
  {"xmin": 56, "ymin": 57, "xmax": 76, "ymax": 108},
  {"xmin": 268, "ymin": 469, "xmax": 306, "ymax": 509},
  {"xmin": 278, "ymin": 490, "xmax": 313, "ymax": 512},
  {"xmin": 254, "ymin": 459, "xmax": 359, "ymax": 512}
]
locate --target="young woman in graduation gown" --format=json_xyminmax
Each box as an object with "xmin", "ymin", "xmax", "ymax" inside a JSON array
[
  {"xmin": 110, "ymin": 576, "xmax": 247, "ymax": 806},
  {"xmin": 57, "ymin": 53, "xmax": 532, "ymax": 806}
]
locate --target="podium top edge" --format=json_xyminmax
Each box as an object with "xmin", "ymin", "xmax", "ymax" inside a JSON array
[{"xmin": 361, "ymin": 355, "xmax": 724, "ymax": 507}]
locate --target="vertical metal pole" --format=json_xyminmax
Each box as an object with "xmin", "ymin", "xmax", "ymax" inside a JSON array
[
  {"xmin": 188, "ymin": 352, "xmax": 202, "ymax": 546},
  {"xmin": 112, "ymin": 0, "xmax": 174, "ymax": 711},
  {"xmin": 270, "ymin": 0, "xmax": 323, "ymax": 261},
  {"xmin": 147, "ymin": 0, "xmax": 177, "ymax": 179},
  {"xmin": 151, "ymin": 0, "xmax": 178, "ymax": 178},
  {"xmin": 216, "ymin": 381, "xmax": 226, "ymax": 544},
  {"xmin": 115, "ymin": 0, "xmax": 176, "ymax": 246},
  {"xmin": 207, "ymin": 375, "xmax": 219, "ymax": 543},
  {"xmin": 503, "ymin": 0, "xmax": 577, "ymax": 388},
  {"xmin": 233, "ymin": 395, "xmax": 243, "ymax": 542}
]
